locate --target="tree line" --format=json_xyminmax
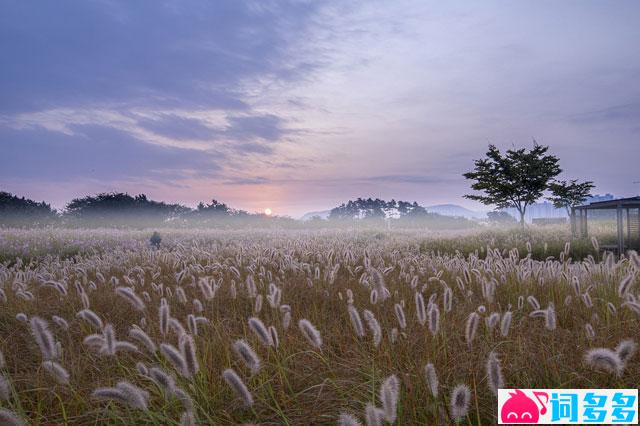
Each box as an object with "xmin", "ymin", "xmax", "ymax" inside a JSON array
[
  {"xmin": 0, "ymin": 192, "xmax": 284, "ymax": 228},
  {"xmin": 0, "ymin": 191, "xmax": 476, "ymax": 230}
]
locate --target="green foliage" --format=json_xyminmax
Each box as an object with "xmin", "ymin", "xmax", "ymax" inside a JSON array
[
  {"xmin": 64, "ymin": 192, "xmax": 189, "ymax": 228},
  {"xmin": 0, "ymin": 191, "xmax": 57, "ymax": 226},
  {"xmin": 463, "ymin": 143, "xmax": 561, "ymax": 225},
  {"xmin": 547, "ymin": 179, "xmax": 595, "ymax": 215}
]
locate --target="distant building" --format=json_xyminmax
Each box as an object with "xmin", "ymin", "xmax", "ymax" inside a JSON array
[{"xmin": 501, "ymin": 194, "xmax": 615, "ymax": 223}]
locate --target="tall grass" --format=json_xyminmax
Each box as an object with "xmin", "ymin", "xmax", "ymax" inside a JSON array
[{"xmin": 0, "ymin": 227, "xmax": 637, "ymax": 424}]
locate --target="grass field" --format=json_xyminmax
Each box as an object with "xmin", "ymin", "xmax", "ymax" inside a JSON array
[{"xmin": 0, "ymin": 227, "xmax": 638, "ymax": 425}]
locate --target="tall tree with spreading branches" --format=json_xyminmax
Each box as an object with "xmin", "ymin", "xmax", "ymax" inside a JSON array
[
  {"xmin": 463, "ymin": 143, "xmax": 561, "ymax": 228},
  {"xmin": 547, "ymin": 179, "xmax": 595, "ymax": 216}
]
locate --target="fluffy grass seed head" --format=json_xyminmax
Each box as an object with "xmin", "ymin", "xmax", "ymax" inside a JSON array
[
  {"xmin": 298, "ymin": 319, "xmax": 323, "ymax": 349},
  {"xmin": 222, "ymin": 368, "xmax": 253, "ymax": 407},
  {"xmin": 450, "ymin": 384, "xmax": 471, "ymax": 421}
]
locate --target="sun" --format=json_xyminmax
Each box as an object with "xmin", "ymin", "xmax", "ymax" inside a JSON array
[{"xmin": 264, "ymin": 208, "xmax": 272, "ymax": 216}]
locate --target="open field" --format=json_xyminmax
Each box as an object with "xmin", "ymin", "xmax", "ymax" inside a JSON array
[{"xmin": 0, "ymin": 227, "xmax": 638, "ymax": 425}]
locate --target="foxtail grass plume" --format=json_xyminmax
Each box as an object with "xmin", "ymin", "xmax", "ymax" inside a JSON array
[
  {"xmin": 618, "ymin": 275, "xmax": 634, "ymax": 297},
  {"xmin": 174, "ymin": 387, "xmax": 194, "ymax": 412},
  {"xmin": 622, "ymin": 301, "xmax": 640, "ymax": 315},
  {"xmin": 370, "ymin": 289, "xmax": 378, "ymax": 305},
  {"xmin": 29, "ymin": 317, "xmax": 58, "ymax": 360},
  {"xmin": 149, "ymin": 367, "xmax": 177, "ymax": 396},
  {"xmin": 0, "ymin": 374, "xmax": 10, "ymax": 401},
  {"xmin": 545, "ymin": 305, "xmax": 557, "ymax": 331},
  {"xmin": 450, "ymin": 384, "xmax": 471, "ymax": 421},
  {"xmin": 370, "ymin": 268, "xmax": 389, "ymax": 302},
  {"xmin": 233, "ymin": 339, "xmax": 261, "ymax": 374},
  {"xmin": 500, "ymin": 311, "xmax": 512, "ymax": 337},
  {"xmin": 179, "ymin": 334, "xmax": 199, "ymax": 376},
  {"xmin": 584, "ymin": 348, "xmax": 622, "ymax": 376},
  {"xmin": 248, "ymin": 317, "xmax": 273, "ymax": 347},
  {"xmin": 187, "ymin": 314, "xmax": 198, "ymax": 336},
  {"xmin": 415, "ymin": 292, "xmax": 426, "ymax": 325},
  {"xmin": 486, "ymin": 352, "xmax": 504, "ymax": 396},
  {"xmin": 254, "ymin": 294, "xmax": 263, "ymax": 313},
  {"xmin": 465, "ymin": 312, "xmax": 479, "ymax": 347},
  {"xmin": 298, "ymin": 319, "xmax": 323, "ymax": 349},
  {"xmin": 443, "ymin": 286, "xmax": 453, "ymax": 312},
  {"xmin": 222, "ymin": 368, "xmax": 253, "ymax": 406},
  {"xmin": 52, "ymin": 316, "xmax": 69, "ymax": 331},
  {"xmin": 0, "ymin": 409, "xmax": 24, "ymax": 426},
  {"xmin": 101, "ymin": 324, "xmax": 116, "ymax": 356},
  {"xmin": 424, "ymin": 363, "xmax": 438, "ymax": 398},
  {"xmin": 92, "ymin": 381, "xmax": 149, "ymax": 410},
  {"xmin": 389, "ymin": 327, "xmax": 398, "ymax": 344},
  {"xmin": 394, "ymin": 304, "xmax": 406, "ymax": 329},
  {"xmin": 77, "ymin": 309, "xmax": 103, "ymax": 330},
  {"xmin": 168, "ymin": 318, "xmax": 186, "ymax": 337},
  {"xmin": 269, "ymin": 326, "xmax": 279, "ymax": 349},
  {"xmin": 379, "ymin": 374, "xmax": 400, "ymax": 423},
  {"xmin": 527, "ymin": 296, "xmax": 540, "ymax": 310},
  {"xmin": 428, "ymin": 304, "xmax": 440, "ymax": 335},
  {"xmin": 283, "ymin": 311, "xmax": 292, "ymax": 330},
  {"xmin": 486, "ymin": 312, "xmax": 500, "ymax": 330},
  {"xmin": 129, "ymin": 327, "xmax": 157, "ymax": 354},
  {"xmin": 364, "ymin": 403, "xmax": 384, "ymax": 426},
  {"xmin": 42, "ymin": 360, "xmax": 70, "ymax": 385},
  {"xmin": 159, "ymin": 302, "xmax": 170, "ymax": 336},
  {"xmin": 180, "ymin": 411, "xmax": 196, "ymax": 426},
  {"xmin": 115, "ymin": 286, "xmax": 146, "ymax": 311},
  {"xmin": 615, "ymin": 339, "xmax": 637, "ymax": 366},
  {"xmin": 363, "ymin": 310, "xmax": 382, "ymax": 347},
  {"xmin": 338, "ymin": 413, "xmax": 363, "ymax": 426},
  {"xmin": 160, "ymin": 343, "xmax": 189, "ymax": 377},
  {"xmin": 136, "ymin": 362, "xmax": 148, "ymax": 376},
  {"xmin": 585, "ymin": 323, "xmax": 595, "ymax": 339},
  {"xmin": 348, "ymin": 305, "xmax": 365, "ymax": 338}
]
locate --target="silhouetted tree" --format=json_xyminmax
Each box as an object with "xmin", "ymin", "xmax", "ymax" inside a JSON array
[
  {"xmin": 463, "ymin": 144, "xmax": 561, "ymax": 228},
  {"xmin": 547, "ymin": 179, "xmax": 595, "ymax": 216},
  {"xmin": 65, "ymin": 192, "xmax": 188, "ymax": 227},
  {"xmin": 0, "ymin": 191, "xmax": 57, "ymax": 226},
  {"xmin": 195, "ymin": 199, "xmax": 232, "ymax": 215}
]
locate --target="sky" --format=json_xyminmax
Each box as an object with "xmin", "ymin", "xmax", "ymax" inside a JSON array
[{"xmin": 1, "ymin": 0, "xmax": 639, "ymax": 217}]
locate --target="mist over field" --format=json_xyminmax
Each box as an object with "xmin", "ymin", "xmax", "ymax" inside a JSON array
[{"xmin": 1, "ymin": 1, "xmax": 639, "ymax": 425}]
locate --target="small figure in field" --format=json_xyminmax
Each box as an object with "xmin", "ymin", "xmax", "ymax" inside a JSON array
[{"xmin": 150, "ymin": 231, "xmax": 162, "ymax": 249}]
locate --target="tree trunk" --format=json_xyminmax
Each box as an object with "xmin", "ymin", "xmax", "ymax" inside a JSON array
[{"xmin": 519, "ymin": 210, "xmax": 526, "ymax": 230}]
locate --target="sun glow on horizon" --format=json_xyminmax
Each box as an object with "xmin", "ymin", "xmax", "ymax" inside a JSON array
[{"xmin": 264, "ymin": 208, "xmax": 272, "ymax": 216}]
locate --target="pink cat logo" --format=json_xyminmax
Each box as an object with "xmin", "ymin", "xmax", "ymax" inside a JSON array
[{"xmin": 500, "ymin": 389, "xmax": 548, "ymax": 423}]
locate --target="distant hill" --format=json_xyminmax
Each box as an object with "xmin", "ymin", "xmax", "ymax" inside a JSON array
[{"xmin": 424, "ymin": 204, "xmax": 487, "ymax": 219}]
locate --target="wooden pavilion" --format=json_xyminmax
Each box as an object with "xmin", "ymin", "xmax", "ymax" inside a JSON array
[{"xmin": 571, "ymin": 196, "xmax": 640, "ymax": 254}]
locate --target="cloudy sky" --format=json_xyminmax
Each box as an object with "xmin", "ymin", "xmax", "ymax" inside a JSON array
[{"xmin": 1, "ymin": 0, "xmax": 639, "ymax": 216}]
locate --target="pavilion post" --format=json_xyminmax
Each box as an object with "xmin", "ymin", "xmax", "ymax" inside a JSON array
[
  {"xmin": 582, "ymin": 209, "xmax": 588, "ymax": 238},
  {"xmin": 570, "ymin": 207, "xmax": 577, "ymax": 238},
  {"xmin": 626, "ymin": 208, "xmax": 631, "ymax": 241},
  {"xmin": 617, "ymin": 206, "xmax": 624, "ymax": 255}
]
